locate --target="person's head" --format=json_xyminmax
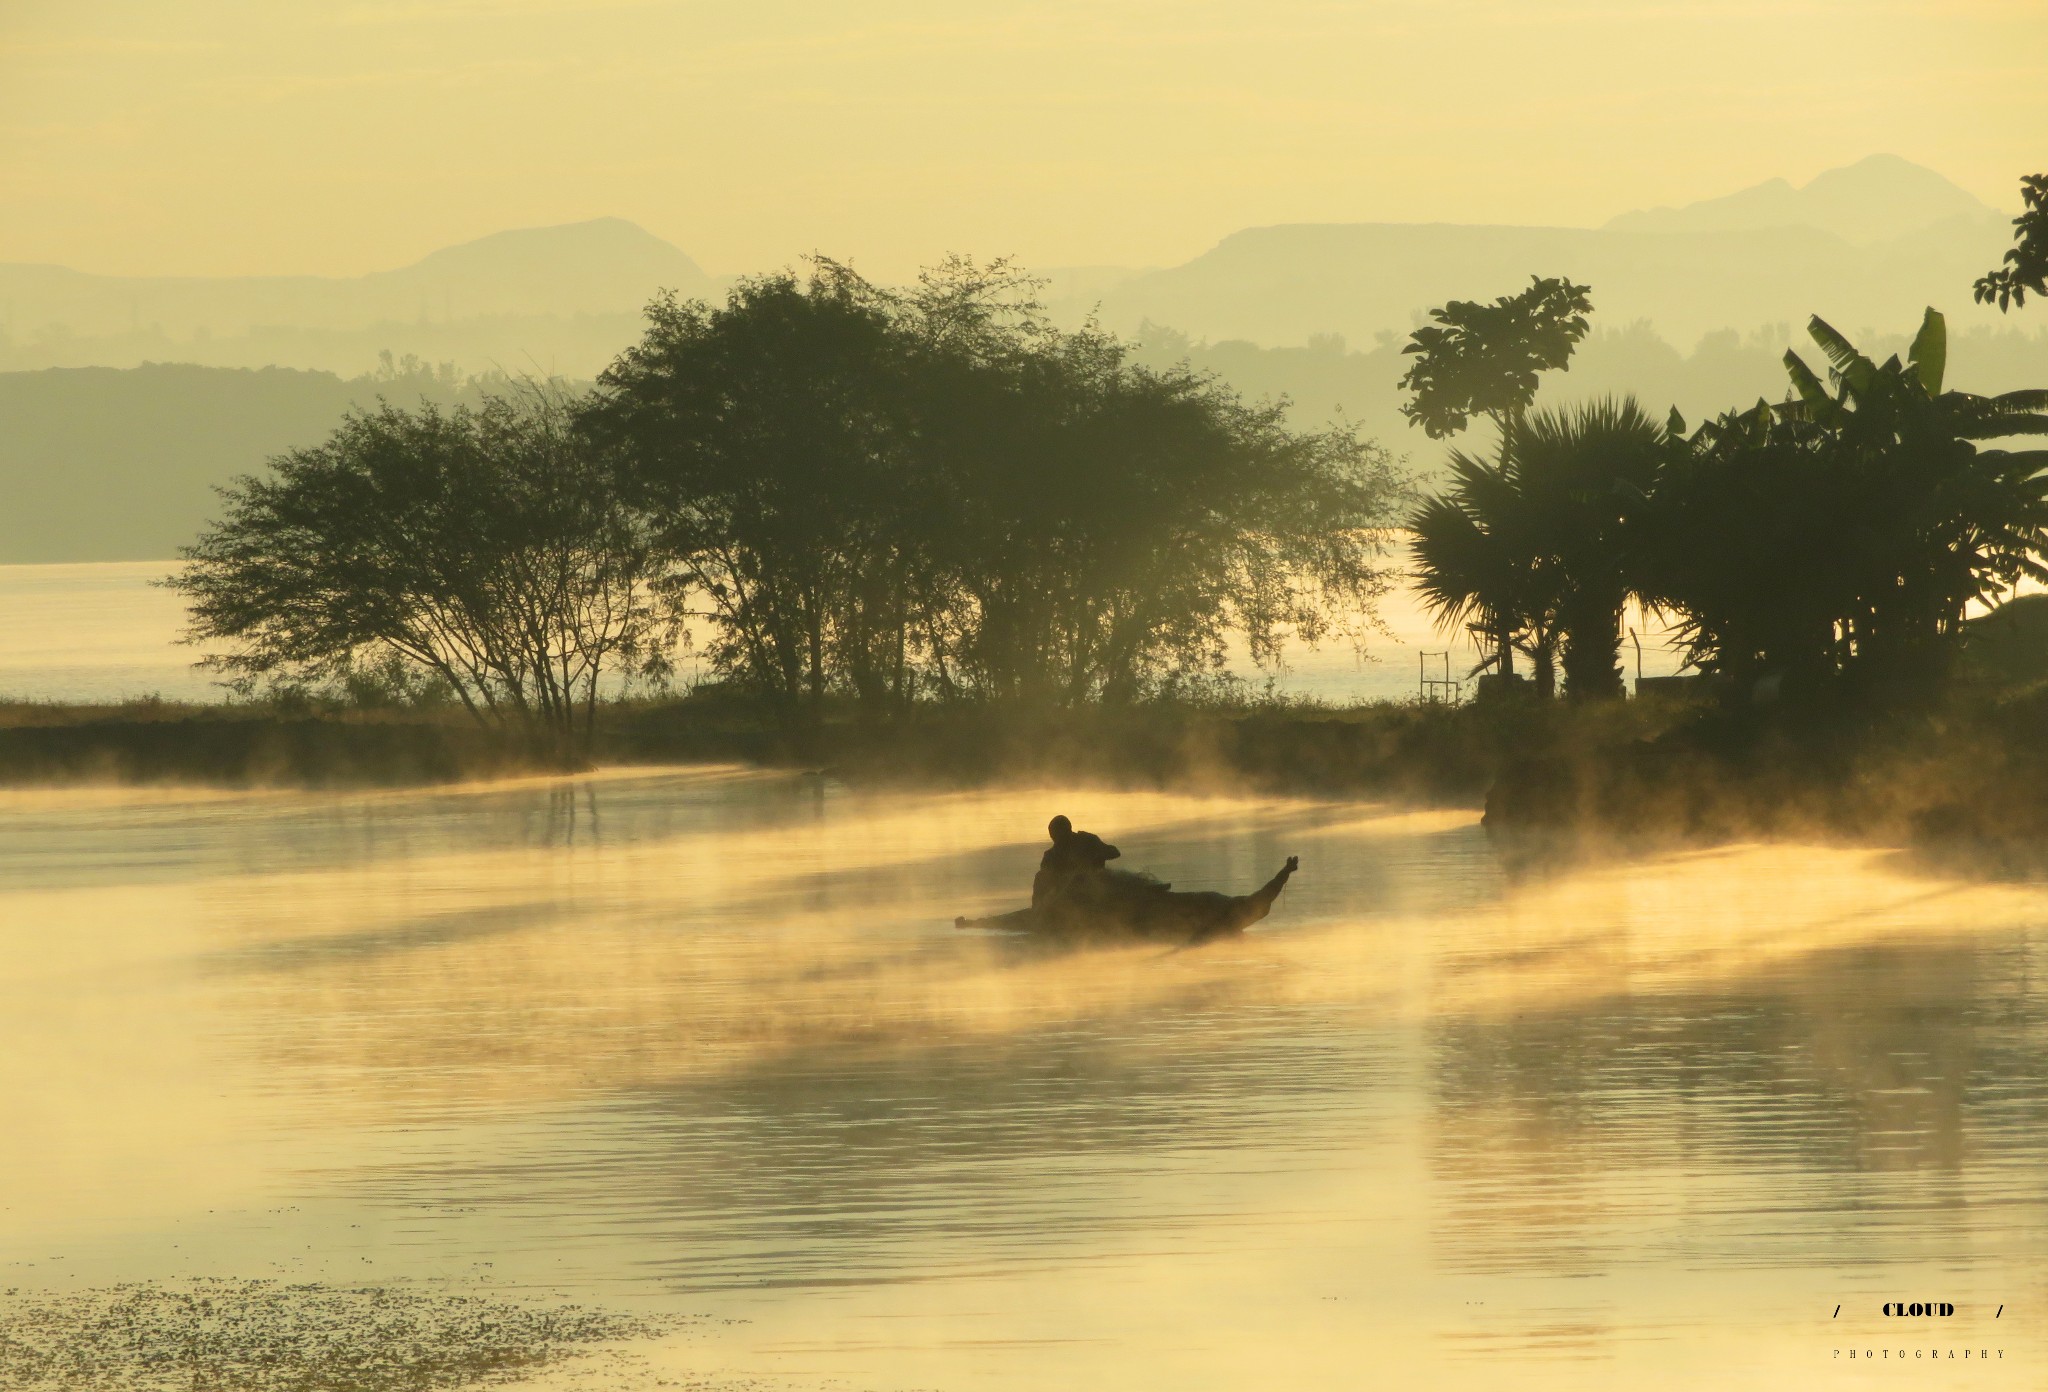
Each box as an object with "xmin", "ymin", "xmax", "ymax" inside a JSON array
[{"xmin": 1047, "ymin": 814, "xmax": 1072, "ymax": 842}]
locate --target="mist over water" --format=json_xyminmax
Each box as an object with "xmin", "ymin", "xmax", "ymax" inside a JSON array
[{"xmin": 2, "ymin": 768, "xmax": 2041, "ymax": 1388}]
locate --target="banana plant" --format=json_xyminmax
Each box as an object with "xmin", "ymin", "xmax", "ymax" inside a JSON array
[{"xmin": 1659, "ymin": 308, "xmax": 2048, "ymax": 688}]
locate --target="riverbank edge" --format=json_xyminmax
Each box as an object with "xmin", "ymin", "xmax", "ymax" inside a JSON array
[
  {"xmin": 0, "ymin": 696, "xmax": 1518, "ymax": 799},
  {"xmin": 6, "ymin": 690, "xmax": 2046, "ymax": 871}
]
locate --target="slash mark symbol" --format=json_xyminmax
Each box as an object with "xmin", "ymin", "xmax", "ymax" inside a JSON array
[{"xmin": 1833, "ymin": 1306, "xmax": 1840, "ymax": 1318}]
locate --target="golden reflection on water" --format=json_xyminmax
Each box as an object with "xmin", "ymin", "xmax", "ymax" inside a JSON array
[{"xmin": 1, "ymin": 768, "xmax": 2043, "ymax": 1389}]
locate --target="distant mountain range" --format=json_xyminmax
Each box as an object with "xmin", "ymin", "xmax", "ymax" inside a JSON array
[
  {"xmin": 3, "ymin": 156, "xmax": 2039, "ymax": 566},
  {"xmin": 0, "ymin": 155, "xmax": 2019, "ymax": 381},
  {"xmin": 0, "ymin": 218, "xmax": 708, "ymax": 354},
  {"xmin": 1603, "ymin": 154, "xmax": 1998, "ymax": 242},
  {"xmin": 1077, "ymin": 156, "xmax": 2012, "ymax": 350}
]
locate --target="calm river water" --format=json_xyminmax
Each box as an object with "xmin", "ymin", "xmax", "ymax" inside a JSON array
[{"xmin": 2, "ymin": 770, "xmax": 2042, "ymax": 1388}]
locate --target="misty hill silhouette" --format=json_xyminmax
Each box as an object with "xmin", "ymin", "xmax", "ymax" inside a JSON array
[
  {"xmin": 13, "ymin": 325, "xmax": 2043, "ymax": 567},
  {"xmin": 1603, "ymin": 154, "xmax": 1997, "ymax": 243},
  {"xmin": 1, "ymin": 154, "xmax": 2011, "ymax": 377},
  {"xmin": 0, "ymin": 363, "xmax": 532, "ymax": 563},
  {"xmin": 373, "ymin": 218, "xmax": 711, "ymax": 319},
  {"xmin": 0, "ymin": 218, "xmax": 710, "ymax": 345},
  {"xmin": 1083, "ymin": 157, "xmax": 2010, "ymax": 350}
]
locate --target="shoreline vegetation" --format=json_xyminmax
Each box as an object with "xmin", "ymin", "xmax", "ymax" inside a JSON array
[
  {"xmin": 8, "ymin": 661, "xmax": 2048, "ymax": 873},
  {"xmin": 10, "ymin": 179, "xmax": 2048, "ymax": 874}
]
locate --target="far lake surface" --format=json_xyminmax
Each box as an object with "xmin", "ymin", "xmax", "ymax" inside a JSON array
[
  {"xmin": 0, "ymin": 559, "xmax": 1690, "ymax": 706},
  {"xmin": 2, "ymin": 769, "xmax": 2042, "ymax": 1388}
]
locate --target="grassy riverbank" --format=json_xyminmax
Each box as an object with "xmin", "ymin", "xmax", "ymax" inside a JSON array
[
  {"xmin": 9, "ymin": 680, "xmax": 2048, "ymax": 871},
  {"xmin": 0, "ymin": 686, "xmax": 1667, "ymax": 798},
  {"xmin": 0, "ymin": 699, "xmax": 524, "ymax": 787}
]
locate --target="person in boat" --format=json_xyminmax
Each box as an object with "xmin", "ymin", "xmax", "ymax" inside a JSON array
[
  {"xmin": 1031, "ymin": 814, "xmax": 1121, "ymax": 908},
  {"xmin": 956, "ymin": 819, "xmax": 1296, "ymax": 939}
]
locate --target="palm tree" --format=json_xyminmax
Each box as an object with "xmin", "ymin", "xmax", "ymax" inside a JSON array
[
  {"xmin": 1504, "ymin": 398, "xmax": 1668, "ymax": 700},
  {"xmin": 1411, "ymin": 397, "xmax": 1666, "ymax": 700},
  {"xmin": 1411, "ymin": 450, "xmax": 1550, "ymax": 695}
]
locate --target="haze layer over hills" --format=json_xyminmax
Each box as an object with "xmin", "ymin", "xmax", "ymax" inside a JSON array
[
  {"xmin": 0, "ymin": 219, "xmax": 709, "ymax": 380},
  {"xmin": 1086, "ymin": 156, "xmax": 2011, "ymax": 351},
  {"xmin": 1604, "ymin": 153, "xmax": 1997, "ymax": 242},
  {"xmin": 0, "ymin": 155, "xmax": 2019, "ymax": 379},
  {"xmin": 1, "ymin": 219, "xmax": 708, "ymax": 344}
]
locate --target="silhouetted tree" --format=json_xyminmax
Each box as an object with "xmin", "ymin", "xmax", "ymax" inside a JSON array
[
  {"xmin": 923, "ymin": 330, "xmax": 1400, "ymax": 704},
  {"xmin": 1645, "ymin": 310, "xmax": 2048, "ymax": 694},
  {"xmin": 1411, "ymin": 397, "xmax": 1663, "ymax": 700},
  {"xmin": 589, "ymin": 258, "xmax": 1404, "ymax": 717},
  {"xmin": 1410, "ymin": 451, "xmax": 1552, "ymax": 694},
  {"xmin": 171, "ymin": 389, "xmax": 669, "ymax": 761},
  {"xmin": 1975, "ymin": 174, "xmax": 2048, "ymax": 312},
  {"xmin": 1642, "ymin": 399, "xmax": 1861, "ymax": 693},
  {"xmin": 584, "ymin": 265, "xmax": 920, "ymax": 727},
  {"xmin": 1508, "ymin": 399, "xmax": 1667, "ymax": 699},
  {"xmin": 1399, "ymin": 276, "xmax": 1594, "ymax": 439}
]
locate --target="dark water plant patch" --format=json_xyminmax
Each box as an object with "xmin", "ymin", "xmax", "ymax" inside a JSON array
[{"xmin": 0, "ymin": 1279, "xmax": 686, "ymax": 1391}]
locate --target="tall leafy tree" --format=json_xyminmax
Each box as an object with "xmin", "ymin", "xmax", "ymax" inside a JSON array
[
  {"xmin": 1411, "ymin": 452, "xmax": 1550, "ymax": 693},
  {"xmin": 589, "ymin": 259, "xmax": 1404, "ymax": 716},
  {"xmin": 924, "ymin": 330, "xmax": 1400, "ymax": 704},
  {"xmin": 172, "ymin": 390, "xmax": 669, "ymax": 762},
  {"xmin": 1639, "ymin": 400, "xmax": 1857, "ymax": 692},
  {"xmin": 1783, "ymin": 310, "xmax": 2048, "ymax": 677},
  {"xmin": 1398, "ymin": 276, "xmax": 1594, "ymax": 439},
  {"xmin": 1506, "ymin": 398, "xmax": 1668, "ymax": 700},
  {"xmin": 583, "ymin": 266, "xmax": 919, "ymax": 726},
  {"xmin": 1401, "ymin": 274, "xmax": 1600, "ymax": 692}
]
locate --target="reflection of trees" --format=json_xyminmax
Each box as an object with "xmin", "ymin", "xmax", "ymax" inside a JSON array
[{"xmin": 1426, "ymin": 936, "xmax": 2048, "ymax": 1275}]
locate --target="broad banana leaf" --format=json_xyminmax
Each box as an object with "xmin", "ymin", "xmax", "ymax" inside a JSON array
[
  {"xmin": 1806, "ymin": 315, "xmax": 1875, "ymax": 395},
  {"xmin": 1782, "ymin": 350, "xmax": 1832, "ymax": 411},
  {"xmin": 1908, "ymin": 307, "xmax": 1946, "ymax": 396}
]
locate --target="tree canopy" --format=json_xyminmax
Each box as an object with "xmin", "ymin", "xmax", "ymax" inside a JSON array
[
  {"xmin": 1647, "ymin": 310, "xmax": 2048, "ymax": 693},
  {"xmin": 583, "ymin": 259, "xmax": 1404, "ymax": 720},
  {"xmin": 1412, "ymin": 397, "xmax": 1664, "ymax": 700},
  {"xmin": 171, "ymin": 389, "xmax": 671, "ymax": 760},
  {"xmin": 1398, "ymin": 276, "xmax": 1594, "ymax": 439},
  {"xmin": 1975, "ymin": 173, "xmax": 2048, "ymax": 313},
  {"xmin": 1411, "ymin": 292, "xmax": 2048, "ymax": 705}
]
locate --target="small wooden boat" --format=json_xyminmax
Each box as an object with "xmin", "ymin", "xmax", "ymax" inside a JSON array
[{"xmin": 956, "ymin": 856, "xmax": 1299, "ymax": 944}]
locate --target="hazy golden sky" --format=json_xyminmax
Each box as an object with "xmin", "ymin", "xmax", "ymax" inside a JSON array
[{"xmin": 1, "ymin": 0, "xmax": 2041, "ymax": 280}]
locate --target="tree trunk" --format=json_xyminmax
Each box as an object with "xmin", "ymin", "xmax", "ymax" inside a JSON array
[
  {"xmin": 1559, "ymin": 593, "xmax": 1625, "ymax": 701},
  {"xmin": 1531, "ymin": 638, "xmax": 1557, "ymax": 700}
]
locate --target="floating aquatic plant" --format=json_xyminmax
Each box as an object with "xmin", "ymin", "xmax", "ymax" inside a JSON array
[{"xmin": 0, "ymin": 1279, "xmax": 685, "ymax": 1391}]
